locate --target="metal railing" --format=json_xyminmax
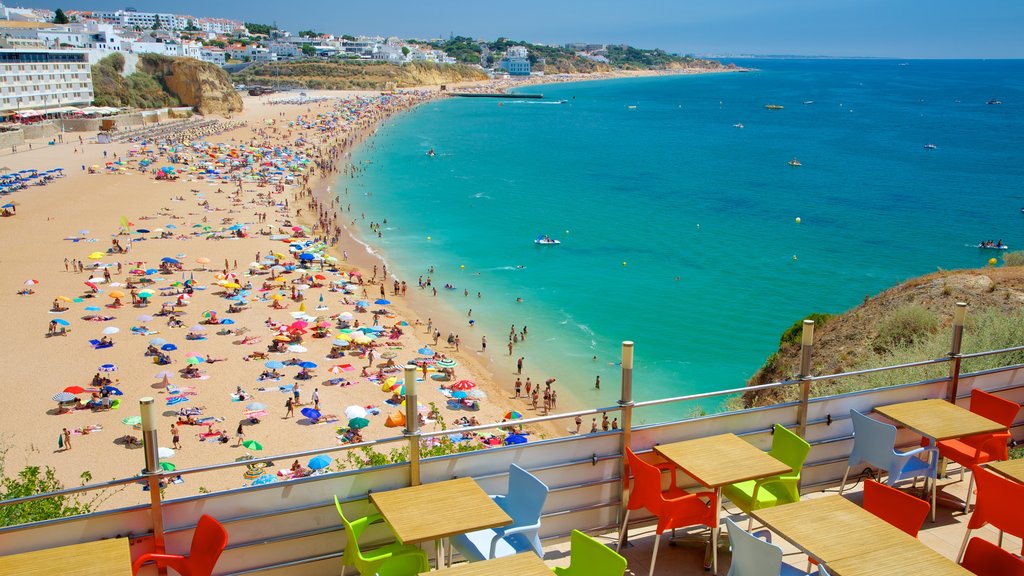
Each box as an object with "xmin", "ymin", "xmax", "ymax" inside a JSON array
[{"xmin": 2, "ymin": 302, "xmax": 1024, "ymax": 568}]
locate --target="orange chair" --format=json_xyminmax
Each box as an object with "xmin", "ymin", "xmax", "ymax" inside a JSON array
[
  {"xmin": 961, "ymin": 537, "xmax": 1024, "ymax": 576},
  {"xmin": 863, "ymin": 479, "xmax": 930, "ymax": 537},
  {"xmin": 617, "ymin": 448, "xmax": 717, "ymax": 576},
  {"xmin": 958, "ymin": 466, "xmax": 1024, "ymax": 563},
  {"xmin": 132, "ymin": 514, "xmax": 228, "ymax": 576},
  {"xmin": 931, "ymin": 389, "xmax": 1020, "ymax": 511}
]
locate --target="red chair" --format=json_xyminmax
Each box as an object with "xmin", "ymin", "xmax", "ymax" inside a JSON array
[
  {"xmin": 863, "ymin": 479, "xmax": 930, "ymax": 536},
  {"xmin": 958, "ymin": 466, "xmax": 1024, "ymax": 563},
  {"xmin": 617, "ymin": 448, "xmax": 717, "ymax": 576},
  {"xmin": 931, "ymin": 389, "xmax": 1020, "ymax": 511},
  {"xmin": 132, "ymin": 514, "xmax": 229, "ymax": 576},
  {"xmin": 961, "ymin": 537, "xmax": 1024, "ymax": 576}
]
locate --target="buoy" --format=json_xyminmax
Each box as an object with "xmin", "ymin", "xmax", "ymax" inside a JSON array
[
  {"xmin": 795, "ymin": 217, "xmax": 801, "ymax": 224},
  {"xmin": 565, "ymin": 230, "xmax": 570, "ymax": 234},
  {"xmin": 622, "ymin": 261, "xmax": 627, "ymax": 266},
  {"xmin": 793, "ymin": 255, "xmax": 798, "ymax": 261},
  {"xmin": 459, "ymin": 265, "xmax": 465, "ymax": 269},
  {"xmin": 696, "ymin": 224, "xmax": 700, "ymax": 229},
  {"xmin": 427, "ymin": 236, "xmax": 431, "ymax": 241},
  {"xmin": 988, "ymin": 258, "xmax": 997, "ymax": 266}
]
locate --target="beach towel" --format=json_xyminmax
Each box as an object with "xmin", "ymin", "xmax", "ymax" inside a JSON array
[
  {"xmin": 58, "ymin": 434, "xmax": 64, "ymax": 449},
  {"xmin": 88, "ymin": 339, "xmax": 114, "ymax": 349},
  {"xmin": 243, "ymin": 410, "xmax": 267, "ymax": 419},
  {"xmin": 278, "ymin": 384, "xmax": 294, "ymax": 392},
  {"xmin": 313, "ymin": 414, "xmax": 338, "ymax": 424},
  {"xmin": 167, "ymin": 396, "xmax": 188, "ymax": 405}
]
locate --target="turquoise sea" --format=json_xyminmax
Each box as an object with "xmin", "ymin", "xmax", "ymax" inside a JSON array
[{"xmin": 339, "ymin": 59, "xmax": 1024, "ymax": 418}]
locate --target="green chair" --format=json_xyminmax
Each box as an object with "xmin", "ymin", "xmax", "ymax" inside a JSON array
[
  {"xmin": 553, "ymin": 529, "xmax": 627, "ymax": 576},
  {"xmin": 334, "ymin": 495, "xmax": 429, "ymax": 576},
  {"xmin": 375, "ymin": 552, "xmax": 430, "ymax": 576},
  {"xmin": 721, "ymin": 425, "xmax": 811, "ymax": 529}
]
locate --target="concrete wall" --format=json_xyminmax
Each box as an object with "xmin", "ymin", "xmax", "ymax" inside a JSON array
[
  {"xmin": 0, "ymin": 128, "xmax": 25, "ymax": 148},
  {"xmin": 21, "ymin": 122, "xmax": 58, "ymax": 140}
]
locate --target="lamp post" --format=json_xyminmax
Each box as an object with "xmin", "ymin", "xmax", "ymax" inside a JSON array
[
  {"xmin": 139, "ymin": 397, "xmax": 166, "ymax": 560},
  {"xmin": 948, "ymin": 302, "xmax": 967, "ymax": 403},
  {"xmin": 617, "ymin": 341, "xmax": 634, "ymax": 548},
  {"xmin": 403, "ymin": 364, "xmax": 421, "ymax": 486},
  {"xmin": 796, "ymin": 320, "xmax": 815, "ymax": 438}
]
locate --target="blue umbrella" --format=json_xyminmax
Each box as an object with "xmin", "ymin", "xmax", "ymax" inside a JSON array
[
  {"xmin": 307, "ymin": 454, "xmax": 332, "ymax": 470},
  {"xmin": 166, "ymin": 224, "xmax": 177, "ymax": 229},
  {"xmin": 161, "ymin": 343, "xmax": 178, "ymax": 351},
  {"xmin": 375, "ymin": 299, "xmax": 390, "ymax": 305},
  {"xmin": 301, "ymin": 407, "xmax": 321, "ymax": 420},
  {"xmin": 264, "ymin": 360, "xmax": 285, "ymax": 369},
  {"xmin": 145, "ymin": 268, "xmax": 159, "ymax": 275},
  {"xmin": 85, "ymin": 306, "xmax": 101, "ymax": 311},
  {"xmin": 299, "ymin": 361, "xmax": 317, "ymax": 369},
  {"xmin": 505, "ymin": 433, "xmax": 528, "ymax": 445},
  {"xmin": 417, "ymin": 347, "xmax": 434, "ymax": 356},
  {"xmin": 355, "ymin": 300, "xmax": 370, "ymax": 308},
  {"xmin": 251, "ymin": 474, "xmax": 277, "ymax": 486},
  {"xmin": 452, "ymin": 391, "xmax": 468, "ymax": 399},
  {"xmin": 299, "ymin": 253, "xmax": 315, "ymax": 261},
  {"xmin": 135, "ymin": 229, "xmax": 150, "ymax": 234},
  {"xmin": 149, "ymin": 338, "xmax": 168, "ymax": 346},
  {"xmin": 99, "ymin": 364, "xmax": 117, "ymax": 372},
  {"xmin": 1, "ymin": 203, "xmax": 14, "ymax": 209},
  {"xmin": 161, "ymin": 257, "xmax": 179, "ymax": 264},
  {"xmin": 101, "ymin": 386, "xmax": 123, "ymax": 396},
  {"xmin": 53, "ymin": 318, "xmax": 70, "ymax": 326},
  {"xmin": 220, "ymin": 318, "xmax": 235, "ymax": 325}
]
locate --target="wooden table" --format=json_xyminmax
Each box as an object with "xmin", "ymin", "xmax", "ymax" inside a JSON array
[
  {"xmin": 988, "ymin": 459, "xmax": 1024, "ymax": 484},
  {"xmin": 419, "ymin": 552, "xmax": 550, "ymax": 576},
  {"xmin": 0, "ymin": 538, "xmax": 132, "ymax": 576},
  {"xmin": 370, "ymin": 477, "xmax": 512, "ymax": 569},
  {"xmin": 874, "ymin": 399, "xmax": 1005, "ymax": 441},
  {"xmin": 655, "ymin": 433, "xmax": 792, "ymax": 574},
  {"xmin": 752, "ymin": 496, "xmax": 971, "ymax": 576}
]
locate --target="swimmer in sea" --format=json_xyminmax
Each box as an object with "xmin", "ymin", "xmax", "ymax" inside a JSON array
[{"xmin": 516, "ymin": 297, "xmax": 524, "ymax": 303}]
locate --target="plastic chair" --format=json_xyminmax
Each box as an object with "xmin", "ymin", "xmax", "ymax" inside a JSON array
[
  {"xmin": 932, "ymin": 389, "xmax": 1020, "ymax": 511},
  {"xmin": 617, "ymin": 448, "xmax": 716, "ymax": 576},
  {"xmin": 958, "ymin": 466, "xmax": 1024, "ymax": 562},
  {"xmin": 961, "ymin": 537, "xmax": 1024, "ymax": 576},
  {"xmin": 449, "ymin": 464, "xmax": 549, "ymax": 562},
  {"xmin": 840, "ymin": 410, "xmax": 938, "ymax": 520},
  {"xmin": 375, "ymin": 552, "xmax": 431, "ymax": 576},
  {"xmin": 552, "ymin": 529, "xmax": 627, "ymax": 576},
  {"xmin": 862, "ymin": 479, "xmax": 930, "ymax": 536},
  {"xmin": 334, "ymin": 495, "xmax": 429, "ymax": 576},
  {"xmin": 131, "ymin": 514, "xmax": 228, "ymax": 576},
  {"xmin": 725, "ymin": 518, "xmax": 813, "ymax": 576},
  {"xmin": 722, "ymin": 425, "xmax": 810, "ymax": 529}
]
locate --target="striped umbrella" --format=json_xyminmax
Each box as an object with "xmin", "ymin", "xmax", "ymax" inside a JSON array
[
  {"xmin": 451, "ymin": 379, "xmax": 476, "ymax": 390},
  {"xmin": 52, "ymin": 392, "xmax": 77, "ymax": 402},
  {"xmin": 436, "ymin": 358, "xmax": 458, "ymax": 369}
]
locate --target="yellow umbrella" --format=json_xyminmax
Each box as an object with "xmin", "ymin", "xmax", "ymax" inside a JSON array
[
  {"xmin": 88, "ymin": 252, "xmax": 104, "ymax": 259},
  {"xmin": 196, "ymin": 257, "xmax": 211, "ymax": 264},
  {"xmin": 108, "ymin": 290, "xmax": 125, "ymax": 298},
  {"xmin": 223, "ymin": 282, "xmax": 241, "ymax": 289},
  {"xmin": 353, "ymin": 335, "xmax": 372, "ymax": 345},
  {"xmin": 273, "ymin": 335, "xmax": 291, "ymax": 342},
  {"xmin": 335, "ymin": 333, "xmax": 353, "ymax": 342},
  {"xmin": 57, "ymin": 296, "xmax": 73, "ymax": 302},
  {"xmin": 380, "ymin": 377, "xmax": 397, "ymax": 392},
  {"xmin": 271, "ymin": 294, "xmax": 284, "ymax": 301}
]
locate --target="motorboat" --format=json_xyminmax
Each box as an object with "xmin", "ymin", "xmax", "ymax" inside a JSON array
[
  {"xmin": 765, "ymin": 104, "xmax": 784, "ymax": 110},
  {"xmin": 788, "ymin": 157, "xmax": 802, "ymax": 167},
  {"xmin": 803, "ymin": 100, "xmax": 814, "ymax": 105},
  {"xmin": 987, "ymin": 99, "xmax": 1003, "ymax": 105},
  {"xmin": 976, "ymin": 242, "xmax": 1008, "ymax": 250},
  {"xmin": 426, "ymin": 149, "xmax": 435, "ymax": 157},
  {"xmin": 733, "ymin": 123, "xmax": 744, "ymax": 129},
  {"xmin": 534, "ymin": 235, "xmax": 560, "ymax": 245},
  {"xmin": 924, "ymin": 144, "xmax": 937, "ymax": 150}
]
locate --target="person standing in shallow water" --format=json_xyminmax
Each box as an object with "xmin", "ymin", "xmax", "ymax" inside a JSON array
[{"xmin": 595, "ymin": 375, "xmax": 600, "ymax": 389}]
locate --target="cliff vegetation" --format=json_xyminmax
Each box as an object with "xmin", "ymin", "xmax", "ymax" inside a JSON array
[
  {"xmin": 92, "ymin": 53, "xmax": 242, "ymax": 115},
  {"xmin": 232, "ymin": 61, "xmax": 488, "ymax": 90}
]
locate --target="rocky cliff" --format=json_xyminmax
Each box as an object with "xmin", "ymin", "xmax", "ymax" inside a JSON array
[
  {"xmin": 137, "ymin": 54, "xmax": 243, "ymax": 116},
  {"xmin": 232, "ymin": 61, "xmax": 488, "ymax": 90}
]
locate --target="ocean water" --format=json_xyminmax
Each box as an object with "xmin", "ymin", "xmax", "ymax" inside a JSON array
[{"xmin": 339, "ymin": 59, "xmax": 1024, "ymax": 417}]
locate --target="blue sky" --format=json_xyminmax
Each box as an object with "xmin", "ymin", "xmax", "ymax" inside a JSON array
[{"xmin": 45, "ymin": 0, "xmax": 1024, "ymax": 58}]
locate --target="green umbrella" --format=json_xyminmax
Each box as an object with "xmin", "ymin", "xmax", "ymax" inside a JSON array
[
  {"xmin": 348, "ymin": 417, "xmax": 370, "ymax": 429},
  {"xmin": 122, "ymin": 416, "xmax": 142, "ymax": 426},
  {"xmin": 159, "ymin": 461, "xmax": 176, "ymax": 471},
  {"xmin": 185, "ymin": 356, "xmax": 203, "ymax": 365},
  {"xmin": 242, "ymin": 440, "xmax": 263, "ymax": 451}
]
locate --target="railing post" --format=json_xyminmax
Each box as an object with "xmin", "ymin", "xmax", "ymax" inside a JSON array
[
  {"xmin": 948, "ymin": 302, "xmax": 967, "ymax": 403},
  {"xmin": 140, "ymin": 397, "xmax": 166, "ymax": 574},
  {"xmin": 618, "ymin": 341, "xmax": 634, "ymax": 546},
  {"xmin": 796, "ymin": 320, "xmax": 815, "ymax": 438},
  {"xmin": 403, "ymin": 365, "xmax": 421, "ymax": 486}
]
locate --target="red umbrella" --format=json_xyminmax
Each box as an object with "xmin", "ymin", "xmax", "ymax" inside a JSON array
[
  {"xmin": 64, "ymin": 386, "xmax": 86, "ymax": 394},
  {"xmin": 84, "ymin": 280, "xmax": 99, "ymax": 291},
  {"xmin": 314, "ymin": 274, "xmax": 327, "ymax": 280},
  {"xmin": 452, "ymin": 380, "xmax": 477, "ymax": 391}
]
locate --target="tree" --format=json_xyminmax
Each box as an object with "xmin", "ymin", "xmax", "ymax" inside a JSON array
[
  {"xmin": 0, "ymin": 447, "xmax": 119, "ymax": 527},
  {"xmin": 185, "ymin": 19, "xmax": 200, "ymax": 32},
  {"xmin": 152, "ymin": 14, "xmax": 161, "ymax": 30},
  {"xmin": 298, "ymin": 30, "xmax": 320, "ymax": 38},
  {"xmin": 53, "ymin": 8, "xmax": 69, "ymax": 24},
  {"xmin": 341, "ymin": 34, "xmax": 356, "ymax": 41},
  {"xmin": 244, "ymin": 23, "xmax": 274, "ymax": 35},
  {"xmin": 301, "ymin": 44, "xmax": 315, "ymax": 57},
  {"xmin": 401, "ymin": 46, "xmax": 410, "ymax": 57}
]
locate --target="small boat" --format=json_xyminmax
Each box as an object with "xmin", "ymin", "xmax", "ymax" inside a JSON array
[
  {"xmin": 426, "ymin": 149, "xmax": 435, "ymax": 157},
  {"xmin": 733, "ymin": 123, "xmax": 744, "ymax": 129},
  {"xmin": 627, "ymin": 105, "xmax": 637, "ymax": 110},
  {"xmin": 765, "ymin": 104, "xmax": 784, "ymax": 110},
  {"xmin": 534, "ymin": 235, "xmax": 560, "ymax": 245},
  {"xmin": 924, "ymin": 144, "xmax": 937, "ymax": 150},
  {"xmin": 987, "ymin": 99, "xmax": 1003, "ymax": 105},
  {"xmin": 803, "ymin": 100, "xmax": 814, "ymax": 105},
  {"xmin": 788, "ymin": 157, "xmax": 802, "ymax": 167},
  {"xmin": 975, "ymin": 243, "xmax": 1008, "ymax": 250}
]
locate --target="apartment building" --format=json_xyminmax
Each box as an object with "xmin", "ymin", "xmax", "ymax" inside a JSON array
[{"xmin": 0, "ymin": 49, "xmax": 93, "ymax": 115}]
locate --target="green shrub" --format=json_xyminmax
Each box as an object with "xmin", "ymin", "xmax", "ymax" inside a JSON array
[
  {"xmin": 779, "ymin": 313, "xmax": 833, "ymax": 347},
  {"xmin": 872, "ymin": 305, "xmax": 939, "ymax": 353},
  {"xmin": 1003, "ymin": 251, "xmax": 1024, "ymax": 267}
]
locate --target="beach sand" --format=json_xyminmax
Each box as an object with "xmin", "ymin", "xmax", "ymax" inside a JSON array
[{"xmin": 0, "ymin": 88, "xmax": 574, "ymax": 509}]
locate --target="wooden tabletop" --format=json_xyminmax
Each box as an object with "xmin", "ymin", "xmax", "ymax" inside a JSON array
[
  {"xmin": 0, "ymin": 538, "xmax": 132, "ymax": 576},
  {"xmin": 826, "ymin": 545, "xmax": 973, "ymax": 576},
  {"xmin": 419, "ymin": 552, "xmax": 551, "ymax": 576},
  {"xmin": 370, "ymin": 477, "xmax": 512, "ymax": 545},
  {"xmin": 874, "ymin": 399, "xmax": 1005, "ymax": 441},
  {"xmin": 654, "ymin": 433, "xmax": 793, "ymax": 488},
  {"xmin": 988, "ymin": 459, "xmax": 1024, "ymax": 484}
]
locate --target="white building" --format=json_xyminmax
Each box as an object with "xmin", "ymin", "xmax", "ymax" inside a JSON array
[
  {"xmin": 36, "ymin": 22, "xmax": 125, "ymax": 53},
  {"xmin": 0, "ymin": 49, "xmax": 93, "ymax": 116},
  {"xmin": 267, "ymin": 42, "xmax": 299, "ymax": 59},
  {"xmin": 94, "ymin": 10, "xmax": 181, "ymax": 31},
  {"xmin": 195, "ymin": 17, "xmax": 243, "ymax": 35},
  {"xmin": 245, "ymin": 46, "xmax": 276, "ymax": 62},
  {"xmin": 499, "ymin": 46, "xmax": 531, "ymax": 75},
  {"xmin": 199, "ymin": 47, "xmax": 226, "ymax": 65},
  {"xmin": 371, "ymin": 45, "xmax": 403, "ymax": 62}
]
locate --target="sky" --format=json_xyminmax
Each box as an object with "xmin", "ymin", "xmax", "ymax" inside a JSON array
[{"xmin": 40, "ymin": 0, "xmax": 1024, "ymax": 58}]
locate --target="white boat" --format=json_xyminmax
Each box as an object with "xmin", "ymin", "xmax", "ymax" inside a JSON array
[
  {"xmin": 803, "ymin": 100, "xmax": 814, "ymax": 105},
  {"xmin": 976, "ymin": 243, "xmax": 1008, "ymax": 250},
  {"xmin": 733, "ymin": 123, "xmax": 744, "ymax": 129},
  {"xmin": 534, "ymin": 235, "xmax": 560, "ymax": 245},
  {"xmin": 789, "ymin": 157, "xmax": 802, "ymax": 167},
  {"xmin": 924, "ymin": 144, "xmax": 937, "ymax": 150}
]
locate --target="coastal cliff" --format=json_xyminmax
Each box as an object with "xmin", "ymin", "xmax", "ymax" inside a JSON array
[
  {"xmin": 741, "ymin": 266, "xmax": 1024, "ymax": 408},
  {"xmin": 232, "ymin": 61, "xmax": 488, "ymax": 90},
  {"xmin": 91, "ymin": 53, "xmax": 243, "ymax": 116}
]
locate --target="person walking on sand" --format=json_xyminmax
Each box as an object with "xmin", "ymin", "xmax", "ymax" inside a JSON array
[
  {"xmin": 575, "ymin": 415, "xmax": 582, "ymax": 433},
  {"xmin": 235, "ymin": 423, "xmax": 245, "ymax": 446},
  {"xmin": 590, "ymin": 418, "xmax": 598, "ymax": 434},
  {"xmin": 508, "ymin": 341, "xmax": 514, "ymax": 356},
  {"xmin": 61, "ymin": 428, "xmax": 72, "ymax": 450},
  {"xmin": 595, "ymin": 375, "xmax": 600, "ymax": 390},
  {"xmin": 514, "ymin": 378, "xmax": 522, "ymax": 398},
  {"xmin": 312, "ymin": 388, "xmax": 320, "ymax": 411},
  {"xmin": 284, "ymin": 397, "xmax": 294, "ymax": 418},
  {"xmin": 517, "ymin": 357, "xmax": 524, "ymax": 374},
  {"xmin": 171, "ymin": 424, "xmax": 181, "ymax": 449},
  {"xmin": 481, "ymin": 335, "xmax": 486, "ymax": 351}
]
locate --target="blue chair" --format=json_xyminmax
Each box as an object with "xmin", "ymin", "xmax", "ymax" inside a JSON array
[
  {"xmin": 449, "ymin": 464, "xmax": 549, "ymax": 562},
  {"xmin": 725, "ymin": 518, "xmax": 822, "ymax": 576},
  {"xmin": 839, "ymin": 410, "xmax": 938, "ymax": 520}
]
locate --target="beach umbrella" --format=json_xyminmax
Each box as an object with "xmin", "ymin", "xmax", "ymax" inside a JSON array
[
  {"xmin": 264, "ymin": 360, "xmax": 285, "ymax": 369},
  {"xmin": 121, "ymin": 416, "xmax": 142, "ymax": 426},
  {"xmin": 273, "ymin": 335, "xmax": 291, "ymax": 342},
  {"xmin": 101, "ymin": 327, "xmax": 120, "ymax": 335},
  {"xmin": 380, "ymin": 351, "xmax": 397, "ymax": 360},
  {"xmin": 335, "ymin": 333, "xmax": 353, "ymax": 342},
  {"xmin": 57, "ymin": 296, "xmax": 74, "ymax": 303},
  {"xmin": 287, "ymin": 344, "xmax": 308, "ymax": 353},
  {"xmin": 189, "ymin": 325, "xmax": 206, "ymax": 332},
  {"xmin": 338, "ymin": 312, "xmax": 355, "ymax": 321},
  {"xmin": 53, "ymin": 318, "xmax": 70, "ymax": 326},
  {"xmin": 159, "ymin": 461, "xmax": 176, "ymax": 471},
  {"xmin": 137, "ymin": 290, "xmax": 154, "ymax": 299},
  {"xmin": 347, "ymin": 417, "xmax": 370, "ymax": 430},
  {"xmin": 84, "ymin": 281, "xmax": 99, "ymax": 291},
  {"xmin": 85, "ymin": 305, "xmax": 101, "ymax": 312},
  {"xmin": 301, "ymin": 407, "xmax": 321, "ymax": 420},
  {"xmin": 161, "ymin": 344, "xmax": 178, "ymax": 351},
  {"xmin": 245, "ymin": 402, "xmax": 266, "ymax": 411},
  {"xmin": 196, "ymin": 257, "xmax": 211, "ymax": 265},
  {"xmin": 451, "ymin": 379, "xmax": 475, "ymax": 390},
  {"xmin": 307, "ymin": 454, "xmax": 332, "ymax": 470},
  {"xmin": 150, "ymin": 338, "xmax": 168, "ymax": 346},
  {"xmin": 99, "ymin": 363, "xmax": 117, "ymax": 372},
  {"xmin": 298, "ymin": 361, "xmax": 317, "ymax": 369},
  {"xmin": 345, "ymin": 405, "xmax": 368, "ymax": 419},
  {"xmin": 137, "ymin": 314, "xmax": 154, "ymax": 322},
  {"xmin": 504, "ymin": 411, "xmax": 523, "ymax": 420},
  {"xmin": 417, "ymin": 347, "xmax": 434, "ymax": 356},
  {"xmin": 161, "ymin": 257, "xmax": 180, "ymax": 264},
  {"xmin": 88, "ymin": 277, "xmax": 106, "ymax": 284},
  {"xmin": 102, "ymin": 386, "xmax": 123, "ymax": 396},
  {"xmin": 242, "ymin": 440, "xmax": 264, "ymax": 451},
  {"xmin": 88, "ymin": 252, "xmax": 104, "ymax": 260},
  {"xmin": 374, "ymin": 299, "xmax": 390, "ymax": 305},
  {"xmin": 63, "ymin": 386, "xmax": 86, "ymax": 394},
  {"xmin": 452, "ymin": 391, "xmax": 468, "ymax": 399},
  {"xmin": 108, "ymin": 290, "xmax": 125, "ymax": 299},
  {"xmin": 437, "ymin": 359, "xmax": 458, "ymax": 369},
  {"xmin": 24, "ymin": 279, "xmax": 38, "ymax": 286},
  {"xmin": 157, "ymin": 447, "xmax": 175, "ymax": 458},
  {"xmin": 505, "ymin": 433, "xmax": 528, "ymax": 446},
  {"xmin": 52, "ymin": 392, "xmax": 77, "ymax": 402},
  {"xmin": 251, "ymin": 474, "xmax": 277, "ymax": 486},
  {"xmin": 220, "ymin": 319, "xmax": 236, "ymax": 325},
  {"xmin": 185, "ymin": 356, "xmax": 203, "ymax": 365}
]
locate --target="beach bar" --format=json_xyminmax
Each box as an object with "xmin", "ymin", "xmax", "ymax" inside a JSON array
[{"xmin": 1, "ymin": 319, "xmax": 1022, "ymax": 575}]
